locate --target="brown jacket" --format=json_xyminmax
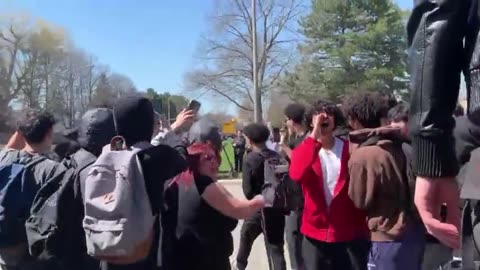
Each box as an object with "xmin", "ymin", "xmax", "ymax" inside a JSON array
[{"xmin": 348, "ymin": 127, "xmax": 412, "ymax": 242}]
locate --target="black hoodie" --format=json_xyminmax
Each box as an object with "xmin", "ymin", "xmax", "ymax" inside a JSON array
[
  {"xmin": 56, "ymin": 109, "xmax": 117, "ymax": 270},
  {"xmin": 78, "ymin": 108, "xmax": 116, "ymax": 157},
  {"xmin": 103, "ymin": 97, "xmax": 188, "ymax": 270}
]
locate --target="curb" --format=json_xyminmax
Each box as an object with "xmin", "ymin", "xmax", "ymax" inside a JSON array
[{"xmin": 218, "ymin": 179, "xmax": 242, "ymax": 185}]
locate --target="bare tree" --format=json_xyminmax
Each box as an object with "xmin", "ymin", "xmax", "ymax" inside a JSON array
[
  {"xmin": 0, "ymin": 18, "xmax": 139, "ymax": 130},
  {"xmin": 109, "ymin": 73, "xmax": 137, "ymax": 97},
  {"xmin": 204, "ymin": 111, "xmax": 235, "ymax": 124},
  {"xmin": 0, "ymin": 25, "xmax": 27, "ymax": 112},
  {"xmin": 236, "ymin": 97, "xmax": 254, "ymax": 122},
  {"xmin": 265, "ymin": 90, "xmax": 291, "ymax": 127},
  {"xmin": 184, "ymin": 0, "xmax": 303, "ymax": 114}
]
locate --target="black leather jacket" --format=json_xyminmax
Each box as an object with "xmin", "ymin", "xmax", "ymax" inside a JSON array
[{"xmin": 407, "ymin": 0, "xmax": 479, "ymax": 177}]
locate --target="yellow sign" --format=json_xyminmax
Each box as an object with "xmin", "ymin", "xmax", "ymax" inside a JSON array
[{"xmin": 222, "ymin": 119, "xmax": 237, "ymax": 134}]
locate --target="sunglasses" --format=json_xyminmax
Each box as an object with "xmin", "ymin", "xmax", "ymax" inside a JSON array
[{"xmin": 202, "ymin": 154, "xmax": 218, "ymax": 163}]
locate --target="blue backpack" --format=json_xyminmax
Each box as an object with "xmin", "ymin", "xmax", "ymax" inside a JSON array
[{"xmin": 0, "ymin": 155, "xmax": 45, "ymax": 249}]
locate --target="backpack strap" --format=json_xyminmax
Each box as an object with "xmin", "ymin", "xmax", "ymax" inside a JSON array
[
  {"xmin": 72, "ymin": 149, "xmax": 97, "ymax": 171},
  {"xmin": 16, "ymin": 154, "xmax": 47, "ymax": 168}
]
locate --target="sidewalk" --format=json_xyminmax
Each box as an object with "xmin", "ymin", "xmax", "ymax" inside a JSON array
[
  {"xmin": 218, "ymin": 178, "xmax": 242, "ymax": 184},
  {"xmin": 221, "ymin": 180, "xmax": 293, "ymax": 270}
]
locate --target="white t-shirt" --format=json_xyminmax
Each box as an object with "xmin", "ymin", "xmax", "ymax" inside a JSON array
[
  {"xmin": 318, "ymin": 137, "xmax": 344, "ymax": 207},
  {"xmin": 266, "ymin": 140, "xmax": 280, "ymax": 152}
]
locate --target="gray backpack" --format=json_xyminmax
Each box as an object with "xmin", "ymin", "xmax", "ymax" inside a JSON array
[{"xmin": 82, "ymin": 137, "xmax": 155, "ymax": 264}]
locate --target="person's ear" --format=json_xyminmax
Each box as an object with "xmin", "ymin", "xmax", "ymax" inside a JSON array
[{"xmin": 6, "ymin": 131, "xmax": 25, "ymax": 150}]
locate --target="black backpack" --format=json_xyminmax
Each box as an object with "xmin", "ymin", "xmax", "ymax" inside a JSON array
[
  {"xmin": 25, "ymin": 149, "xmax": 96, "ymax": 266},
  {"xmin": 261, "ymin": 152, "xmax": 303, "ymax": 213},
  {"xmin": 0, "ymin": 154, "xmax": 45, "ymax": 249}
]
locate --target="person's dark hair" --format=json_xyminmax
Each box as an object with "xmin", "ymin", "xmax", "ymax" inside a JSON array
[
  {"xmin": 243, "ymin": 123, "xmax": 270, "ymax": 144},
  {"xmin": 385, "ymin": 95, "xmax": 398, "ymax": 110},
  {"xmin": 304, "ymin": 107, "xmax": 313, "ymax": 131},
  {"xmin": 309, "ymin": 99, "xmax": 342, "ymax": 128},
  {"xmin": 17, "ymin": 109, "xmax": 56, "ymax": 144},
  {"xmin": 52, "ymin": 140, "xmax": 80, "ymax": 162},
  {"xmin": 333, "ymin": 105, "xmax": 347, "ymax": 128},
  {"xmin": 388, "ymin": 102, "xmax": 410, "ymax": 123},
  {"xmin": 284, "ymin": 103, "xmax": 306, "ymax": 124},
  {"xmin": 378, "ymin": 94, "xmax": 399, "ymax": 120},
  {"xmin": 64, "ymin": 128, "xmax": 79, "ymax": 141},
  {"xmin": 454, "ymin": 104, "xmax": 465, "ymax": 117},
  {"xmin": 187, "ymin": 118, "xmax": 222, "ymax": 152},
  {"xmin": 342, "ymin": 92, "xmax": 388, "ymax": 129}
]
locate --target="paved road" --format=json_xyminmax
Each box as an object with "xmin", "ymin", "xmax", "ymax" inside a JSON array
[{"xmin": 221, "ymin": 180, "xmax": 292, "ymax": 270}]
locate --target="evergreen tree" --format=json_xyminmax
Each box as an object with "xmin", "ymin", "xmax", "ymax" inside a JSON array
[{"xmin": 280, "ymin": 0, "xmax": 408, "ymax": 103}]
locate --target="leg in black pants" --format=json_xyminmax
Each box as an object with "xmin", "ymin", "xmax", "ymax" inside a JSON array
[
  {"xmin": 234, "ymin": 152, "xmax": 244, "ymax": 172},
  {"xmin": 285, "ymin": 210, "xmax": 304, "ymax": 270},
  {"xmin": 302, "ymin": 236, "xmax": 369, "ymax": 270},
  {"xmin": 236, "ymin": 210, "xmax": 286, "ymax": 270},
  {"xmin": 236, "ymin": 212, "xmax": 263, "ymax": 269},
  {"xmin": 262, "ymin": 208, "xmax": 287, "ymax": 270}
]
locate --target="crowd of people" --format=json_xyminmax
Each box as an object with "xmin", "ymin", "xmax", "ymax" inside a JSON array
[
  {"xmin": 0, "ymin": 96, "xmax": 266, "ymax": 270},
  {"xmin": 228, "ymin": 95, "xmax": 468, "ymax": 270},
  {"xmin": 4, "ymin": 1, "xmax": 480, "ymax": 268},
  {"xmin": 0, "ymin": 90, "xmax": 470, "ymax": 270}
]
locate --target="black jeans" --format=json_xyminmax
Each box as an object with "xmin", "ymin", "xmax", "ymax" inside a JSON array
[
  {"xmin": 302, "ymin": 236, "xmax": 369, "ymax": 270},
  {"xmin": 421, "ymin": 241, "xmax": 452, "ymax": 270},
  {"xmin": 236, "ymin": 209, "xmax": 286, "ymax": 270},
  {"xmin": 234, "ymin": 152, "xmax": 244, "ymax": 172},
  {"xmin": 285, "ymin": 210, "xmax": 304, "ymax": 270}
]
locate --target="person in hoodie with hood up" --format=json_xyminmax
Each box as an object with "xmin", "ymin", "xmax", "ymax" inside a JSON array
[
  {"xmin": 345, "ymin": 92, "xmax": 425, "ymax": 270},
  {"xmin": 56, "ymin": 108, "xmax": 116, "ymax": 270},
  {"xmin": 66, "ymin": 108, "xmax": 116, "ymax": 167},
  {"xmin": 102, "ymin": 96, "xmax": 189, "ymax": 270}
]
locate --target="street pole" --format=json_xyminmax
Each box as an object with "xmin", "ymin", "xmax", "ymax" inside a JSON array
[
  {"xmin": 251, "ymin": 0, "xmax": 262, "ymax": 123},
  {"xmin": 167, "ymin": 95, "xmax": 171, "ymax": 124}
]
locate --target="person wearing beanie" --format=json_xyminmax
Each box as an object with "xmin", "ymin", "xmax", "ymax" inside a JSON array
[
  {"xmin": 102, "ymin": 96, "xmax": 189, "ymax": 270},
  {"xmin": 113, "ymin": 96, "xmax": 155, "ymax": 146}
]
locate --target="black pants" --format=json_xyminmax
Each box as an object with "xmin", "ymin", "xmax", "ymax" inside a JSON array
[
  {"xmin": 236, "ymin": 209, "xmax": 286, "ymax": 270},
  {"xmin": 421, "ymin": 241, "xmax": 452, "ymax": 270},
  {"xmin": 234, "ymin": 152, "xmax": 244, "ymax": 172},
  {"xmin": 285, "ymin": 210, "xmax": 304, "ymax": 270},
  {"xmin": 302, "ymin": 236, "xmax": 369, "ymax": 270}
]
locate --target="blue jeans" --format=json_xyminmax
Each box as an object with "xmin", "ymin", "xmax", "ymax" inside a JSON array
[{"xmin": 368, "ymin": 224, "xmax": 426, "ymax": 270}]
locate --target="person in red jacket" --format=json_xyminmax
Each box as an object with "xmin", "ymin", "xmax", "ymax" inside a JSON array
[{"xmin": 289, "ymin": 100, "xmax": 369, "ymax": 270}]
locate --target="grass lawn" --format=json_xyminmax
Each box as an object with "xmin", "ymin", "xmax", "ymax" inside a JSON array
[
  {"xmin": 218, "ymin": 139, "xmax": 242, "ymax": 179},
  {"xmin": 219, "ymin": 139, "xmax": 235, "ymax": 173}
]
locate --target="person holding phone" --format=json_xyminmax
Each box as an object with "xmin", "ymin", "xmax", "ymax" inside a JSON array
[{"xmin": 150, "ymin": 100, "xmax": 201, "ymax": 147}]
